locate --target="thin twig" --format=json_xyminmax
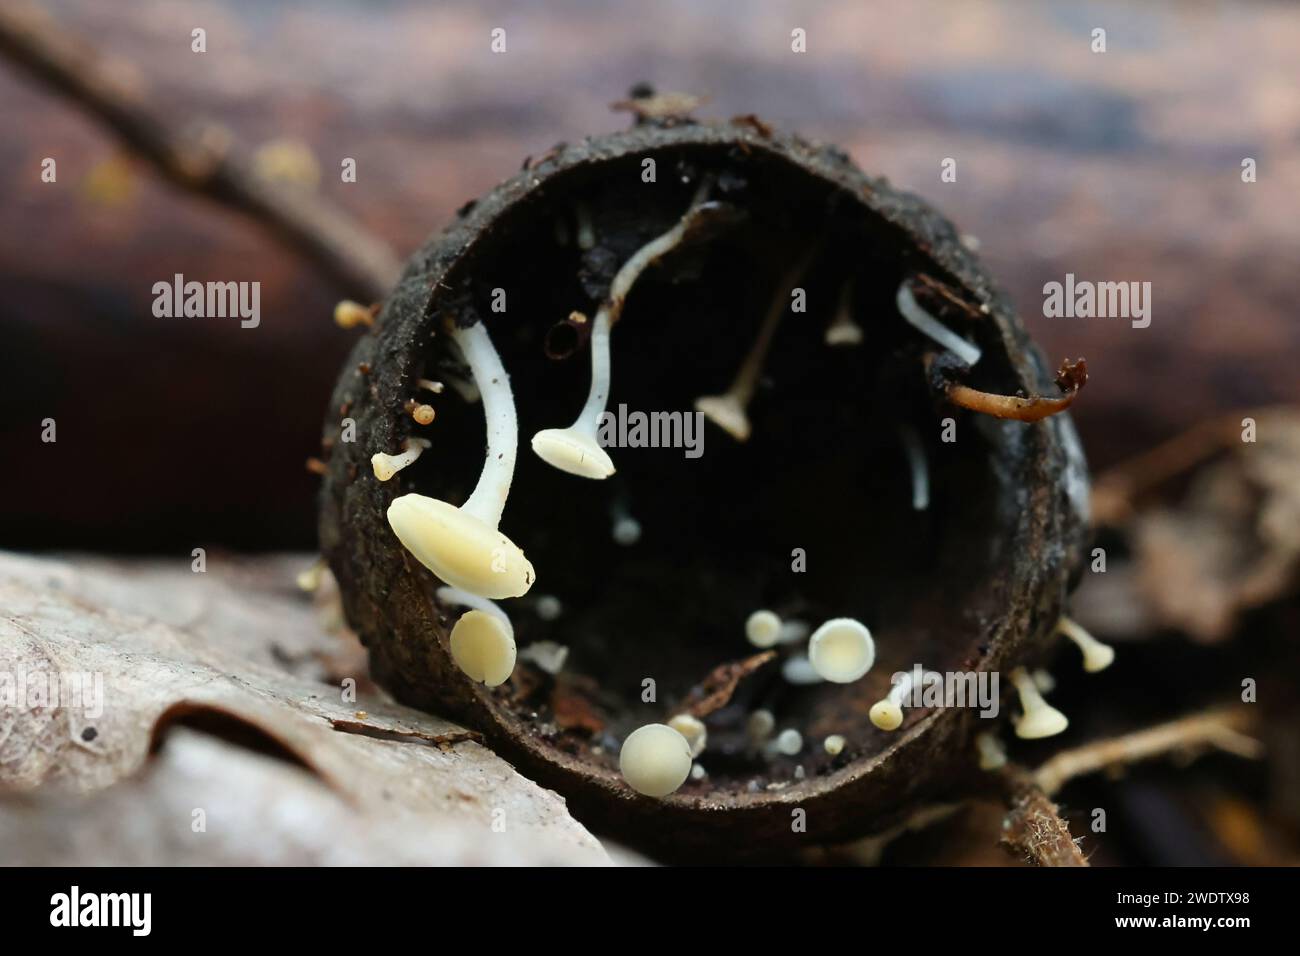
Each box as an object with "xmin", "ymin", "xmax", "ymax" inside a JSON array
[
  {"xmin": 0, "ymin": 1, "xmax": 401, "ymax": 300},
  {"xmin": 998, "ymin": 766, "xmax": 1089, "ymax": 867},
  {"xmin": 680, "ymin": 650, "xmax": 776, "ymax": 719},
  {"xmin": 943, "ymin": 357, "xmax": 1088, "ymax": 423},
  {"xmin": 1032, "ymin": 708, "xmax": 1262, "ymax": 798}
]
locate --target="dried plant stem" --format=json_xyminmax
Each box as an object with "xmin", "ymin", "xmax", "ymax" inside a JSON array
[
  {"xmin": 0, "ymin": 1, "xmax": 401, "ymax": 299},
  {"xmin": 1031, "ymin": 708, "xmax": 1262, "ymax": 798},
  {"xmin": 999, "ymin": 769, "xmax": 1090, "ymax": 867}
]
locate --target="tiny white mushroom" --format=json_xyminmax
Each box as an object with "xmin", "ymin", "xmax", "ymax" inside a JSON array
[
  {"xmin": 896, "ymin": 280, "xmax": 981, "ymax": 367},
  {"xmin": 333, "ymin": 299, "xmax": 373, "ymax": 329},
  {"xmin": 744, "ymin": 609, "xmax": 808, "ymax": 648},
  {"xmin": 781, "ymin": 653, "xmax": 824, "ymax": 685},
  {"xmin": 534, "ymin": 186, "xmax": 714, "ymax": 479},
  {"xmin": 870, "ymin": 668, "xmax": 935, "ymax": 731},
  {"xmin": 416, "ymin": 377, "xmax": 445, "ymax": 395},
  {"xmin": 518, "ymin": 640, "xmax": 569, "ymax": 675},
  {"xmin": 437, "ymin": 586, "xmax": 517, "ymax": 687},
  {"xmin": 746, "ymin": 708, "xmax": 775, "ymax": 745},
  {"xmin": 667, "ymin": 713, "xmax": 707, "ymax": 758},
  {"xmin": 823, "ymin": 734, "xmax": 846, "ymax": 756},
  {"xmin": 807, "ymin": 617, "xmax": 876, "ymax": 684},
  {"xmin": 371, "ymin": 437, "xmax": 431, "ymax": 482},
  {"xmin": 689, "ymin": 762, "xmax": 707, "ymax": 781},
  {"xmin": 619, "ymin": 723, "xmax": 692, "ymax": 798},
  {"xmin": 1010, "ymin": 666, "xmax": 1069, "ymax": 739},
  {"xmin": 824, "ymin": 281, "xmax": 864, "ymax": 347},
  {"xmin": 533, "ymin": 594, "xmax": 563, "ymax": 621},
  {"xmin": 387, "ymin": 321, "xmax": 534, "ymax": 599},
  {"xmin": 771, "ymin": 728, "xmax": 803, "ymax": 756},
  {"xmin": 610, "ymin": 498, "xmax": 642, "ymax": 546},
  {"xmin": 695, "ymin": 253, "xmax": 813, "ymax": 442},
  {"xmin": 1055, "ymin": 616, "xmax": 1115, "ymax": 673},
  {"xmin": 975, "ymin": 731, "xmax": 1007, "ymax": 771}
]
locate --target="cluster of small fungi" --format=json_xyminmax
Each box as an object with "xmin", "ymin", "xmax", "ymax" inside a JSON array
[{"xmin": 341, "ymin": 178, "xmax": 1104, "ymax": 800}]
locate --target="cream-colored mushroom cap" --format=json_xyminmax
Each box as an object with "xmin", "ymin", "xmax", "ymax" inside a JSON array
[
  {"xmin": 745, "ymin": 609, "xmax": 782, "ymax": 648},
  {"xmin": 667, "ymin": 713, "xmax": 707, "ymax": 758},
  {"xmin": 620, "ymin": 723, "xmax": 693, "ymax": 798},
  {"xmin": 808, "ymin": 618, "xmax": 875, "ymax": 683},
  {"xmin": 869, "ymin": 699, "xmax": 904, "ymax": 731},
  {"xmin": 387, "ymin": 493, "xmax": 534, "ymax": 599},
  {"xmin": 531, "ymin": 428, "xmax": 615, "ymax": 479},
  {"xmin": 694, "ymin": 394, "xmax": 751, "ymax": 442},
  {"xmin": 1010, "ymin": 667, "xmax": 1069, "ymax": 740},
  {"xmin": 449, "ymin": 609, "xmax": 517, "ymax": 686}
]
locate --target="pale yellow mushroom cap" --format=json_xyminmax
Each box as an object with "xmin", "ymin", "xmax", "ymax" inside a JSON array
[
  {"xmin": 1011, "ymin": 668, "xmax": 1069, "ymax": 739},
  {"xmin": 808, "ymin": 618, "xmax": 876, "ymax": 683},
  {"xmin": 386, "ymin": 493, "xmax": 534, "ymax": 599},
  {"xmin": 619, "ymin": 723, "xmax": 692, "ymax": 798},
  {"xmin": 823, "ymin": 734, "xmax": 846, "ymax": 756},
  {"xmin": 745, "ymin": 609, "xmax": 782, "ymax": 648},
  {"xmin": 694, "ymin": 394, "xmax": 751, "ymax": 442},
  {"xmin": 667, "ymin": 713, "xmax": 707, "ymax": 758},
  {"xmin": 449, "ymin": 609, "xmax": 517, "ymax": 686},
  {"xmin": 531, "ymin": 428, "xmax": 615, "ymax": 479},
  {"xmin": 869, "ymin": 699, "xmax": 904, "ymax": 731}
]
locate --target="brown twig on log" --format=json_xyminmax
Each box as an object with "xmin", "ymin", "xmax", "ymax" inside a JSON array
[
  {"xmin": 680, "ymin": 650, "xmax": 776, "ymax": 719},
  {"xmin": 0, "ymin": 1, "xmax": 402, "ymax": 300},
  {"xmin": 999, "ymin": 767, "xmax": 1090, "ymax": 867},
  {"xmin": 1032, "ymin": 708, "xmax": 1262, "ymax": 798},
  {"xmin": 944, "ymin": 357, "xmax": 1089, "ymax": 423}
]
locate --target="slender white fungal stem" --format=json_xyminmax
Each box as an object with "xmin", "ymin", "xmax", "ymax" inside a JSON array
[
  {"xmin": 898, "ymin": 424, "xmax": 930, "ymax": 511},
  {"xmin": 575, "ymin": 201, "xmax": 595, "ymax": 250},
  {"xmin": 1055, "ymin": 616, "xmax": 1115, "ymax": 672},
  {"xmin": 696, "ymin": 251, "xmax": 815, "ymax": 442},
  {"xmin": 870, "ymin": 666, "xmax": 940, "ymax": 731},
  {"xmin": 436, "ymin": 586, "xmax": 512, "ymax": 633},
  {"xmin": 897, "ymin": 281, "xmax": 981, "ymax": 366},
  {"xmin": 781, "ymin": 653, "xmax": 824, "ymax": 685},
  {"xmin": 371, "ymin": 437, "xmax": 430, "ymax": 481},
  {"xmin": 824, "ymin": 280, "xmax": 863, "ymax": 347},
  {"xmin": 534, "ymin": 183, "xmax": 714, "ymax": 479},
  {"xmin": 455, "ymin": 322, "xmax": 517, "ymax": 529},
  {"xmin": 386, "ymin": 321, "xmax": 534, "ymax": 599}
]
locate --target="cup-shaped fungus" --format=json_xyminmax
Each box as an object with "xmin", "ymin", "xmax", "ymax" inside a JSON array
[
  {"xmin": 745, "ymin": 609, "xmax": 808, "ymax": 649},
  {"xmin": 318, "ymin": 113, "xmax": 1089, "ymax": 860},
  {"xmin": 808, "ymin": 618, "xmax": 876, "ymax": 684},
  {"xmin": 385, "ymin": 321, "xmax": 535, "ymax": 600}
]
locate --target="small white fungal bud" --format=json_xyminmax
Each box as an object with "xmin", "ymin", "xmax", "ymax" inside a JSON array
[
  {"xmin": 746, "ymin": 708, "xmax": 775, "ymax": 744},
  {"xmin": 295, "ymin": 557, "xmax": 325, "ymax": 592},
  {"xmin": 807, "ymin": 618, "xmax": 875, "ymax": 684},
  {"xmin": 690, "ymin": 762, "xmax": 707, "ymax": 781},
  {"xmin": 439, "ymin": 587, "xmax": 516, "ymax": 686},
  {"xmin": 620, "ymin": 723, "xmax": 692, "ymax": 798},
  {"xmin": 745, "ymin": 609, "xmax": 808, "ymax": 648},
  {"xmin": 1010, "ymin": 666, "xmax": 1069, "ymax": 739},
  {"xmin": 371, "ymin": 437, "xmax": 430, "ymax": 481},
  {"xmin": 334, "ymin": 299, "xmax": 373, "ymax": 329},
  {"xmin": 772, "ymin": 728, "xmax": 803, "ymax": 756},
  {"xmin": 781, "ymin": 654, "xmax": 824, "ymax": 685},
  {"xmin": 823, "ymin": 734, "xmax": 845, "ymax": 756},
  {"xmin": 416, "ymin": 377, "xmax": 445, "ymax": 394},
  {"xmin": 667, "ymin": 713, "xmax": 707, "ymax": 758},
  {"xmin": 518, "ymin": 640, "xmax": 568, "ymax": 675},
  {"xmin": 534, "ymin": 594, "xmax": 563, "ymax": 621},
  {"xmin": 975, "ymin": 731, "xmax": 1007, "ymax": 771},
  {"xmin": 1055, "ymin": 616, "xmax": 1115, "ymax": 672}
]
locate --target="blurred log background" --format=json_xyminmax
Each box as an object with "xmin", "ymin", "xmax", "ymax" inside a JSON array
[{"xmin": 2, "ymin": 0, "xmax": 1298, "ymax": 552}]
